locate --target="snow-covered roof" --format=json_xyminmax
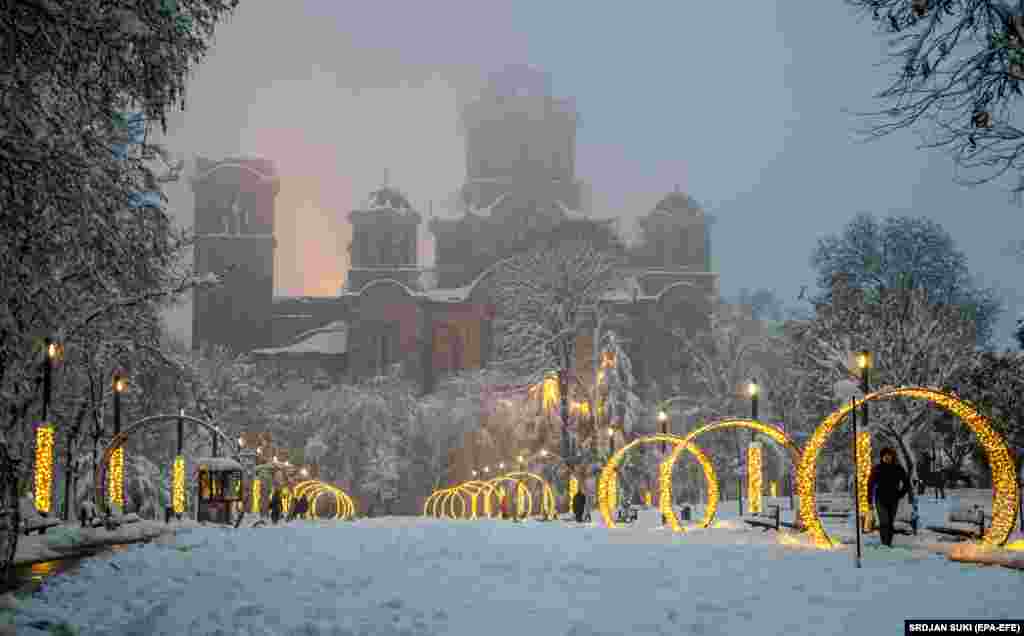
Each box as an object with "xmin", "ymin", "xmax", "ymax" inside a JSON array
[
  {"xmin": 193, "ymin": 457, "xmax": 244, "ymax": 471},
  {"xmin": 555, "ymin": 200, "xmax": 589, "ymax": 219},
  {"xmin": 467, "ymin": 193, "xmax": 508, "ymax": 218},
  {"xmin": 251, "ymin": 320, "xmax": 349, "ymax": 357},
  {"xmin": 423, "ymin": 285, "xmax": 473, "ymax": 302}
]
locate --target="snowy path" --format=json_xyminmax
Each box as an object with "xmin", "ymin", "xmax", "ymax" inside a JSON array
[{"xmin": 6, "ymin": 510, "xmax": 1021, "ymax": 636}]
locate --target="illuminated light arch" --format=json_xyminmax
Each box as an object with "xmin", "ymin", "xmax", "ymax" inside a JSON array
[
  {"xmin": 487, "ymin": 476, "xmax": 534, "ymax": 518},
  {"xmin": 598, "ymin": 434, "xmax": 719, "ymax": 531},
  {"xmin": 798, "ymin": 387, "xmax": 1019, "ymax": 547},
  {"xmin": 293, "ymin": 480, "xmax": 356, "ymax": 520},
  {"xmin": 442, "ymin": 488, "xmax": 468, "ymax": 519},
  {"xmin": 660, "ymin": 419, "xmax": 802, "ymax": 533},
  {"xmin": 456, "ymin": 481, "xmax": 497, "ymax": 518},
  {"xmin": 497, "ymin": 472, "xmax": 556, "ymax": 518},
  {"xmin": 94, "ymin": 414, "xmax": 237, "ymax": 511}
]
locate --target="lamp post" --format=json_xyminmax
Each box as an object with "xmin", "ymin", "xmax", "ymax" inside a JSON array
[
  {"xmin": 110, "ymin": 372, "xmax": 127, "ymax": 511},
  {"xmin": 657, "ymin": 410, "xmax": 669, "ymax": 453},
  {"xmin": 607, "ymin": 427, "xmax": 615, "ymax": 455},
  {"xmin": 857, "ymin": 350, "xmax": 872, "ymax": 525}
]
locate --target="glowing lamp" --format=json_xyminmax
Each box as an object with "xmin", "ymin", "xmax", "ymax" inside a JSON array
[
  {"xmin": 113, "ymin": 375, "xmax": 127, "ymax": 393},
  {"xmin": 540, "ymin": 449, "xmax": 548, "ymax": 457},
  {"xmin": 748, "ymin": 381, "xmax": 759, "ymax": 397},
  {"xmin": 657, "ymin": 411, "xmax": 668, "ymax": 423},
  {"xmin": 300, "ymin": 467, "xmax": 309, "ymax": 477},
  {"xmin": 172, "ymin": 454, "xmax": 186, "ymax": 513},
  {"xmin": 499, "ymin": 462, "xmax": 505, "ymax": 470},
  {"xmin": 857, "ymin": 350, "xmax": 872, "ymax": 370},
  {"xmin": 34, "ymin": 425, "xmax": 55, "ymax": 513},
  {"xmin": 644, "ymin": 490, "xmax": 653, "ymax": 506},
  {"xmin": 770, "ymin": 481, "xmax": 778, "ymax": 498},
  {"xmin": 238, "ymin": 437, "xmax": 245, "ymax": 447}
]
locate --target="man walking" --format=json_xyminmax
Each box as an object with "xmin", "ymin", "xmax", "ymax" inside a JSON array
[
  {"xmin": 572, "ymin": 489, "xmax": 586, "ymax": 523},
  {"xmin": 868, "ymin": 447, "xmax": 910, "ymax": 547}
]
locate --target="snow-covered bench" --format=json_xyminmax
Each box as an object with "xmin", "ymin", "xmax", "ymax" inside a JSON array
[
  {"xmin": 19, "ymin": 497, "xmax": 60, "ymax": 535},
  {"xmin": 743, "ymin": 504, "xmax": 781, "ymax": 532},
  {"xmin": 926, "ymin": 504, "xmax": 987, "ymax": 540},
  {"xmin": 816, "ymin": 495, "xmax": 854, "ymax": 519}
]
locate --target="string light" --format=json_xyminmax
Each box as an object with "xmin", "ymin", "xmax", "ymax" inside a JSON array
[
  {"xmin": 597, "ymin": 433, "xmax": 719, "ymax": 531},
  {"xmin": 567, "ymin": 476, "xmax": 580, "ymax": 515},
  {"xmin": 293, "ymin": 480, "xmax": 354, "ymax": 520},
  {"xmin": 748, "ymin": 442, "xmax": 763, "ymax": 514},
  {"xmin": 34, "ymin": 426, "xmax": 54, "ymax": 513},
  {"xmin": 659, "ymin": 419, "xmax": 804, "ymax": 531},
  {"xmin": 251, "ymin": 478, "xmax": 261, "ymax": 515},
  {"xmin": 644, "ymin": 491, "xmax": 653, "ymax": 506},
  {"xmin": 856, "ymin": 431, "xmax": 872, "ymax": 531},
  {"xmin": 797, "ymin": 387, "xmax": 1019, "ymax": 548},
  {"xmin": 172, "ymin": 455, "xmax": 186, "ymax": 514},
  {"xmin": 108, "ymin": 447, "xmax": 124, "ymax": 509},
  {"xmin": 770, "ymin": 481, "xmax": 778, "ymax": 498}
]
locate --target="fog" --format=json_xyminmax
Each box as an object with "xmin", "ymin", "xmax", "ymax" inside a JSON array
[{"xmin": 159, "ymin": 0, "xmax": 1024, "ymax": 347}]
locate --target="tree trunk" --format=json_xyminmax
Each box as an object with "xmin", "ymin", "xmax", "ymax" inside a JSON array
[{"xmin": 893, "ymin": 433, "xmax": 917, "ymax": 506}]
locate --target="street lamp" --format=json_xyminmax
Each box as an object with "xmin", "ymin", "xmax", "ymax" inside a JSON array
[
  {"xmin": 748, "ymin": 379, "xmax": 759, "ymax": 421},
  {"xmin": 540, "ymin": 449, "xmax": 548, "ymax": 458},
  {"xmin": 607, "ymin": 426, "xmax": 615, "ymax": 455},
  {"xmin": 300, "ymin": 467, "xmax": 309, "ymax": 478},
  {"xmin": 110, "ymin": 372, "xmax": 128, "ymax": 511},
  {"xmin": 472, "ymin": 470, "xmax": 478, "ymax": 478},
  {"xmin": 498, "ymin": 462, "xmax": 505, "ymax": 471},
  {"xmin": 483, "ymin": 466, "xmax": 490, "ymax": 474}
]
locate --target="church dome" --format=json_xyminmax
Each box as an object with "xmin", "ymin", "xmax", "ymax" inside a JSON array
[
  {"xmin": 363, "ymin": 186, "xmax": 413, "ymax": 213},
  {"xmin": 653, "ymin": 190, "xmax": 703, "ymax": 217}
]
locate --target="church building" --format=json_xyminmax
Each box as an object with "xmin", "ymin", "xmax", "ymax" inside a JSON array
[{"xmin": 191, "ymin": 66, "xmax": 717, "ymax": 400}]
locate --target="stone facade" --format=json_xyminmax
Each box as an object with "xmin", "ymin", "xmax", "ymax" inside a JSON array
[{"xmin": 193, "ymin": 67, "xmax": 718, "ymax": 396}]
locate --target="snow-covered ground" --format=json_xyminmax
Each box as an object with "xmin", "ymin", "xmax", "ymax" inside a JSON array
[{"xmin": 4, "ymin": 496, "xmax": 1021, "ymax": 636}]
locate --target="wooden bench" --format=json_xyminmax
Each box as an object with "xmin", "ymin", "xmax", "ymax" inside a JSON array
[
  {"xmin": 926, "ymin": 505, "xmax": 987, "ymax": 540},
  {"xmin": 816, "ymin": 496, "xmax": 854, "ymax": 519},
  {"xmin": 743, "ymin": 504, "xmax": 781, "ymax": 531},
  {"xmin": 19, "ymin": 497, "xmax": 60, "ymax": 535}
]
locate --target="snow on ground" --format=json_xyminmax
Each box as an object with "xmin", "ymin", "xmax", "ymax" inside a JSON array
[{"xmin": 4, "ymin": 494, "xmax": 1021, "ymax": 636}]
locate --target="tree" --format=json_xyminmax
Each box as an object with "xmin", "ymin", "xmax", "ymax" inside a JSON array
[
  {"xmin": 1, "ymin": 0, "xmax": 238, "ymax": 448},
  {"xmin": 789, "ymin": 282, "xmax": 979, "ymax": 491},
  {"xmin": 811, "ymin": 213, "xmax": 1001, "ymax": 344},
  {"xmin": 845, "ymin": 0, "xmax": 1024, "ymax": 194},
  {"xmin": 946, "ymin": 350, "xmax": 1024, "ymax": 452},
  {"xmin": 489, "ymin": 240, "xmax": 621, "ymax": 463},
  {"xmin": 671, "ymin": 302, "xmax": 785, "ymax": 512},
  {"xmin": 596, "ymin": 330, "xmax": 644, "ymax": 436}
]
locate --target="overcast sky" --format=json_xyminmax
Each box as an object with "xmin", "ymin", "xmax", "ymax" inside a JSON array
[{"xmin": 159, "ymin": 0, "xmax": 1024, "ymax": 348}]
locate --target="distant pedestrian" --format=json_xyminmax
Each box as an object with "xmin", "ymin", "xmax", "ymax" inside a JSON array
[
  {"xmin": 269, "ymin": 489, "xmax": 282, "ymax": 525},
  {"xmin": 294, "ymin": 494, "xmax": 309, "ymax": 519},
  {"xmin": 572, "ymin": 490, "xmax": 586, "ymax": 523},
  {"xmin": 868, "ymin": 447, "xmax": 910, "ymax": 547}
]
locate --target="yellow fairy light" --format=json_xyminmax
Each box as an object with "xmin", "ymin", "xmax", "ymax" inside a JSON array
[
  {"xmin": 251, "ymin": 477, "xmax": 262, "ymax": 514},
  {"xmin": 172, "ymin": 455, "xmax": 186, "ymax": 514},
  {"xmin": 34, "ymin": 425, "xmax": 54, "ymax": 513},
  {"xmin": 797, "ymin": 387, "xmax": 1019, "ymax": 548},
  {"xmin": 769, "ymin": 481, "xmax": 778, "ymax": 498},
  {"xmin": 748, "ymin": 442, "xmax": 763, "ymax": 514},
  {"xmin": 516, "ymin": 481, "xmax": 527, "ymax": 516},
  {"xmin": 108, "ymin": 446, "xmax": 125, "ymax": 509},
  {"xmin": 597, "ymin": 433, "xmax": 719, "ymax": 531},
  {"xmin": 568, "ymin": 476, "xmax": 579, "ymax": 514},
  {"xmin": 856, "ymin": 431, "xmax": 872, "ymax": 530},
  {"xmin": 541, "ymin": 376, "xmax": 559, "ymax": 411},
  {"xmin": 608, "ymin": 473, "xmax": 618, "ymax": 513},
  {"xmin": 280, "ymin": 486, "xmax": 291, "ymax": 515},
  {"xmin": 644, "ymin": 491, "xmax": 653, "ymax": 506},
  {"xmin": 658, "ymin": 419, "xmax": 804, "ymax": 532},
  {"xmin": 294, "ymin": 479, "xmax": 353, "ymax": 520}
]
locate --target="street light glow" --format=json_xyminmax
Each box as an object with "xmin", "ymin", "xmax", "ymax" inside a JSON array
[
  {"xmin": 857, "ymin": 350, "xmax": 873, "ymax": 370},
  {"xmin": 540, "ymin": 449, "xmax": 548, "ymax": 457},
  {"xmin": 238, "ymin": 437, "xmax": 245, "ymax": 447},
  {"xmin": 657, "ymin": 410, "xmax": 668, "ymax": 423},
  {"xmin": 747, "ymin": 381, "xmax": 759, "ymax": 397},
  {"xmin": 607, "ymin": 427, "xmax": 614, "ymax": 437},
  {"xmin": 113, "ymin": 375, "xmax": 127, "ymax": 393}
]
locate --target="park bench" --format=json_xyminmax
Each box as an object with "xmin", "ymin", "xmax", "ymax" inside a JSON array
[
  {"xmin": 19, "ymin": 497, "xmax": 60, "ymax": 535},
  {"xmin": 926, "ymin": 504, "xmax": 987, "ymax": 540},
  {"xmin": 816, "ymin": 495, "xmax": 854, "ymax": 519},
  {"xmin": 743, "ymin": 504, "xmax": 781, "ymax": 532},
  {"xmin": 615, "ymin": 505, "xmax": 639, "ymax": 524}
]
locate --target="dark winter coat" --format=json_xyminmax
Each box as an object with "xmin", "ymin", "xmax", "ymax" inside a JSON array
[
  {"xmin": 572, "ymin": 492, "xmax": 586, "ymax": 516},
  {"xmin": 868, "ymin": 448, "xmax": 910, "ymax": 506},
  {"xmin": 294, "ymin": 496, "xmax": 309, "ymax": 516},
  {"xmin": 269, "ymin": 492, "xmax": 282, "ymax": 515}
]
